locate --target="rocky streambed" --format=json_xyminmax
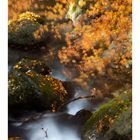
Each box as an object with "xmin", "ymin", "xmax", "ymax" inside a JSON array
[
  {"xmin": 9, "ymin": 44, "xmax": 132, "ymax": 140},
  {"xmin": 8, "ymin": 46, "xmax": 100, "ymax": 140},
  {"xmin": 8, "ymin": 12, "xmax": 132, "ymax": 140}
]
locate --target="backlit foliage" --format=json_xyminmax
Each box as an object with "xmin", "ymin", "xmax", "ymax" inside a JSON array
[
  {"xmin": 9, "ymin": 0, "xmax": 132, "ymax": 95},
  {"xmin": 8, "ymin": 1, "xmax": 132, "ymax": 139},
  {"xmin": 9, "ymin": 0, "xmax": 67, "ymax": 21},
  {"xmin": 18, "ymin": 12, "xmax": 44, "ymax": 23},
  {"xmin": 58, "ymin": 0, "xmax": 132, "ymax": 92}
]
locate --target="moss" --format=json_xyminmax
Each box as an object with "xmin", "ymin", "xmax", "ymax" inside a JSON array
[
  {"xmin": 9, "ymin": 60, "xmax": 69, "ymax": 113},
  {"xmin": 83, "ymin": 89, "xmax": 132, "ymax": 136},
  {"xmin": 8, "ymin": 12, "xmax": 48, "ymax": 46},
  {"xmin": 107, "ymin": 106, "xmax": 132, "ymax": 140}
]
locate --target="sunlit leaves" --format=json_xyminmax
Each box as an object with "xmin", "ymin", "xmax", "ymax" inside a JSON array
[
  {"xmin": 58, "ymin": 0, "xmax": 132, "ymax": 91},
  {"xmin": 9, "ymin": 0, "xmax": 132, "ymax": 93}
]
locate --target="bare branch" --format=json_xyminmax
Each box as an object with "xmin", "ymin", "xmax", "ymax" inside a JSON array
[{"xmin": 58, "ymin": 95, "xmax": 95, "ymax": 111}]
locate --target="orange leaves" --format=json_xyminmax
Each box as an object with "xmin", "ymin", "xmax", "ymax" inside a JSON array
[
  {"xmin": 14, "ymin": 64, "xmax": 21, "ymax": 70},
  {"xmin": 9, "ymin": 0, "xmax": 132, "ymax": 91},
  {"xmin": 96, "ymin": 119, "xmax": 104, "ymax": 133},
  {"xmin": 81, "ymin": 56, "xmax": 105, "ymax": 74},
  {"xmin": 25, "ymin": 70, "xmax": 35, "ymax": 77},
  {"xmin": 57, "ymin": 0, "xmax": 132, "ymax": 90},
  {"xmin": 9, "ymin": 0, "xmax": 67, "ymax": 21},
  {"xmin": 96, "ymin": 116, "xmax": 115, "ymax": 134},
  {"xmin": 9, "ymin": 0, "xmax": 32, "ymax": 19},
  {"xmin": 108, "ymin": 117, "xmax": 115, "ymax": 127},
  {"xmin": 78, "ymin": 0, "xmax": 86, "ymax": 7}
]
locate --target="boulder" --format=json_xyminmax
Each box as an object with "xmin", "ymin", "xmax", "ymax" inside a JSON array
[
  {"xmin": 72, "ymin": 109, "xmax": 92, "ymax": 126},
  {"xmin": 8, "ymin": 12, "xmax": 48, "ymax": 47},
  {"xmin": 106, "ymin": 107, "xmax": 132, "ymax": 140},
  {"xmin": 82, "ymin": 89, "xmax": 132, "ymax": 140},
  {"xmin": 9, "ymin": 59, "xmax": 69, "ymax": 115}
]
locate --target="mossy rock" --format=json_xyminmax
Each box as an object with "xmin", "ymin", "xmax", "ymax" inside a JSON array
[
  {"xmin": 13, "ymin": 58, "xmax": 51, "ymax": 75},
  {"xmin": 9, "ymin": 59, "xmax": 69, "ymax": 114},
  {"xmin": 106, "ymin": 106, "xmax": 132, "ymax": 140},
  {"xmin": 82, "ymin": 90, "xmax": 132, "ymax": 140},
  {"xmin": 8, "ymin": 12, "xmax": 48, "ymax": 47}
]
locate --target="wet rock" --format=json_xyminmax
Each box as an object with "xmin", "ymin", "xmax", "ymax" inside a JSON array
[
  {"xmin": 62, "ymin": 81, "xmax": 79, "ymax": 95},
  {"xmin": 9, "ymin": 59, "xmax": 69, "ymax": 116},
  {"xmin": 82, "ymin": 89, "xmax": 132, "ymax": 140},
  {"xmin": 72, "ymin": 109, "xmax": 92, "ymax": 126},
  {"xmin": 8, "ymin": 12, "xmax": 48, "ymax": 47}
]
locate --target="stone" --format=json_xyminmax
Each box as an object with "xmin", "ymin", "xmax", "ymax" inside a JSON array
[
  {"xmin": 9, "ymin": 59, "xmax": 70, "ymax": 116},
  {"xmin": 8, "ymin": 12, "xmax": 48, "ymax": 47},
  {"xmin": 82, "ymin": 89, "xmax": 132, "ymax": 140}
]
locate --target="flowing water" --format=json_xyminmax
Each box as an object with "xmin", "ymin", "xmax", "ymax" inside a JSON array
[
  {"xmin": 8, "ymin": 46, "xmax": 104, "ymax": 140},
  {"xmin": 9, "ymin": 112, "xmax": 81, "ymax": 140}
]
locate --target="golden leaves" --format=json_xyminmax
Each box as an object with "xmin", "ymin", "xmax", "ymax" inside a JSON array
[
  {"xmin": 57, "ymin": 0, "xmax": 132, "ymax": 90},
  {"xmin": 96, "ymin": 116, "xmax": 115, "ymax": 134},
  {"xmin": 78, "ymin": 0, "xmax": 86, "ymax": 7},
  {"xmin": 14, "ymin": 65, "xmax": 21, "ymax": 70},
  {"xmin": 33, "ymin": 24, "xmax": 48, "ymax": 40},
  {"xmin": 25, "ymin": 70, "xmax": 34, "ymax": 77},
  {"xmin": 9, "ymin": 0, "xmax": 132, "ymax": 91},
  {"xmin": 19, "ymin": 12, "xmax": 41, "ymax": 22},
  {"xmin": 96, "ymin": 119, "xmax": 104, "ymax": 133}
]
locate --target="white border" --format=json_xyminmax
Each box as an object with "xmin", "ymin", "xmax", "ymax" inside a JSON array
[
  {"xmin": 0, "ymin": 0, "xmax": 139, "ymax": 139},
  {"xmin": 133, "ymin": 0, "xmax": 140, "ymax": 140},
  {"xmin": 0, "ymin": 0, "xmax": 8, "ymax": 139}
]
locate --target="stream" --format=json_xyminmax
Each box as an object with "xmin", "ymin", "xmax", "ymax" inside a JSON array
[{"xmin": 8, "ymin": 46, "xmax": 105, "ymax": 140}]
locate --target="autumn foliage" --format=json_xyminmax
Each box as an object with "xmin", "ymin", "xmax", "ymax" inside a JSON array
[
  {"xmin": 9, "ymin": 0, "xmax": 132, "ymax": 96},
  {"xmin": 58, "ymin": 0, "xmax": 132, "ymax": 94}
]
